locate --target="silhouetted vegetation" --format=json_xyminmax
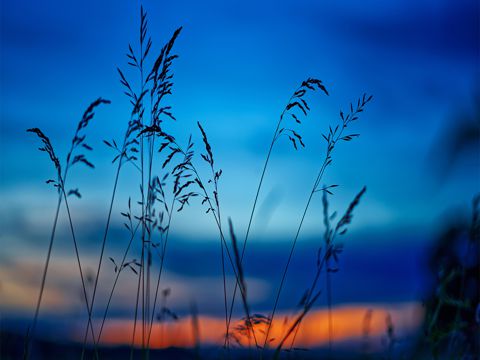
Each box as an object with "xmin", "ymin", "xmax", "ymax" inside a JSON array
[{"xmin": 16, "ymin": 3, "xmax": 479, "ymax": 360}]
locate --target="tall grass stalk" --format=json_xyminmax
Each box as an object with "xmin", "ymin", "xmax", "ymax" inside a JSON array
[
  {"xmin": 80, "ymin": 13, "xmax": 148, "ymax": 356},
  {"xmin": 139, "ymin": 129, "xmax": 220, "ymax": 353},
  {"xmin": 273, "ymin": 291, "xmax": 322, "ymax": 359},
  {"xmin": 60, "ymin": 186, "xmax": 97, "ymax": 350},
  {"xmin": 145, "ymin": 144, "xmax": 192, "ymax": 348},
  {"xmin": 131, "ymin": 247, "xmax": 144, "ymax": 360},
  {"xmin": 25, "ymin": 98, "xmax": 109, "ymax": 359},
  {"xmin": 131, "ymin": 110, "xmax": 146, "ymax": 358},
  {"xmin": 101, "ymin": 10, "xmax": 184, "ymax": 357},
  {"xmin": 310, "ymin": 188, "xmax": 367, "ymax": 345},
  {"xmin": 262, "ymin": 94, "xmax": 372, "ymax": 352},
  {"xmin": 145, "ymin": 127, "xmax": 259, "ymax": 352},
  {"xmin": 80, "ymin": 112, "xmax": 140, "ymax": 358},
  {"xmin": 196, "ymin": 121, "xmax": 230, "ymax": 349},
  {"xmin": 226, "ymin": 79, "xmax": 329, "ymax": 343},
  {"xmin": 80, "ymin": 129, "xmax": 128, "ymax": 359},
  {"xmin": 228, "ymin": 218, "xmax": 260, "ymax": 350},
  {"xmin": 139, "ymin": 21, "xmax": 183, "ymax": 357},
  {"xmin": 106, "ymin": 7, "xmax": 174, "ymax": 356},
  {"xmin": 23, "ymin": 194, "xmax": 61, "ymax": 360},
  {"xmin": 127, "ymin": 7, "xmax": 150, "ymax": 356},
  {"xmin": 186, "ymin": 145, "xmax": 248, "ymax": 347},
  {"xmin": 59, "ymin": 98, "xmax": 111, "ymax": 359},
  {"xmin": 277, "ymin": 186, "xmax": 367, "ymax": 356},
  {"xmin": 145, "ymin": 194, "xmax": 176, "ymax": 348},
  {"xmin": 95, "ymin": 215, "xmax": 141, "ymax": 345},
  {"xmin": 139, "ymin": 57, "xmax": 147, "ymax": 360},
  {"xmin": 151, "ymin": 131, "xmax": 247, "ymax": 347}
]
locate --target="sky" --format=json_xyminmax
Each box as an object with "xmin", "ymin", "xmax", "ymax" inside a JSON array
[{"xmin": 0, "ymin": 0, "xmax": 479, "ymax": 351}]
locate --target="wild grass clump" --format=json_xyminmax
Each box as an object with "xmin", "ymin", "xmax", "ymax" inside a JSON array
[
  {"xmin": 418, "ymin": 195, "xmax": 480, "ymax": 359},
  {"xmin": 24, "ymin": 3, "xmax": 375, "ymax": 360}
]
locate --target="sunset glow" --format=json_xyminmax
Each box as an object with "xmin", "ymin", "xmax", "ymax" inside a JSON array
[{"xmin": 92, "ymin": 302, "xmax": 422, "ymax": 349}]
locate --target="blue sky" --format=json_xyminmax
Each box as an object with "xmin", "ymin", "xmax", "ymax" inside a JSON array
[
  {"xmin": 0, "ymin": 0, "xmax": 479, "ymax": 330},
  {"xmin": 1, "ymin": 0, "xmax": 478, "ymax": 238}
]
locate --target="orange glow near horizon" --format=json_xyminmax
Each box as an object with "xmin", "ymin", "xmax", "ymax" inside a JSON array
[{"xmin": 89, "ymin": 302, "xmax": 422, "ymax": 350}]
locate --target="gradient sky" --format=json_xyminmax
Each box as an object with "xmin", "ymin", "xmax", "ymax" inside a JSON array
[{"xmin": 0, "ymin": 0, "xmax": 479, "ymax": 345}]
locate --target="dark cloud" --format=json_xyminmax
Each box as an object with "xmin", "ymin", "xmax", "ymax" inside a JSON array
[
  {"xmin": 331, "ymin": 0, "xmax": 479, "ymax": 59},
  {"xmin": 0, "ymin": 7, "xmax": 78, "ymax": 52}
]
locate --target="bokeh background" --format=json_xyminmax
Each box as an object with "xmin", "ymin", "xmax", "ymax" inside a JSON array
[{"xmin": 1, "ymin": 0, "xmax": 479, "ymax": 356}]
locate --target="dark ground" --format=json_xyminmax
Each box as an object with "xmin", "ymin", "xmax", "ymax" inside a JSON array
[{"xmin": 0, "ymin": 330, "xmax": 396, "ymax": 360}]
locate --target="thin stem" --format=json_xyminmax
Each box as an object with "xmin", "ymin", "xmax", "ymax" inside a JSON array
[
  {"xmin": 276, "ymin": 251, "xmax": 330, "ymax": 356},
  {"xmin": 213, "ymin": 172, "xmax": 230, "ymax": 353},
  {"xmin": 23, "ymin": 195, "xmax": 62, "ymax": 360},
  {"xmin": 131, "ymin": 33, "xmax": 147, "ymax": 358},
  {"xmin": 286, "ymin": 99, "xmax": 371, "ymax": 352},
  {"xmin": 95, "ymin": 221, "xmax": 141, "ymax": 345},
  {"xmin": 188, "ymin": 156, "xmax": 255, "ymax": 347},
  {"xmin": 220, "ymin": 235, "xmax": 229, "ymax": 350},
  {"xmin": 273, "ymin": 290, "xmax": 322, "ymax": 359},
  {"xmin": 262, "ymin": 186, "xmax": 316, "ymax": 350},
  {"xmin": 140, "ymin": 111, "xmax": 146, "ymax": 360},
  {"xmin": 262, "ymin": 124, "xmax": 347, "ymax": 352},
  {"xmin": 288, "ymin": 220, "xmax": 344, "ymax": 352},
  {"xmin": 167, "ymin": 138, "xmax": 257, "ymax": 350},
  {"xmin": 215, "ymin": 196, "xmax": 229, "ymax": 352},
  {"xmin": 203, "ymin": 136, "xmax": 230, "ymax": 351},
  {"xmin": 225, "ymin": 96, "xmax": 292, "ymax": 342},
  {"xmin": 130, "ymin": 242, "xmax": 144, "ymax": 360},
  {"xmin": 131, "ymin": 118, "xmax": 146, "ymax": 360},
  {"xmin": 226, "ymin": 82, "xmax": 322, "ymax": 342},
  {"xmin": 60, "ymin": 187, "xmax": 97, "ymax": 351},
  {"xmin": 144, "ymin": 94, "xmax": 157, "ymax": 357},
  {"xmin": 80, "ymin": 159, "xmax": 122, "ymax": 357},
  {"xmin": 173, "ymin": 140, "xmax": 241, "ymax": 287},
  {"xmin": 146, "ymin": 194, "xmax": 175, "ymax": 347}
]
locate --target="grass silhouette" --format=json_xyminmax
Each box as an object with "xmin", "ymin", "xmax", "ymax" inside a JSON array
[
  {"xmin": 25, "ymin": 99, "xmax": 110, "ymax": 360},
  {"xmin": 22, "ymin": 4, "xmax": 389, "ymax": 360}
]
